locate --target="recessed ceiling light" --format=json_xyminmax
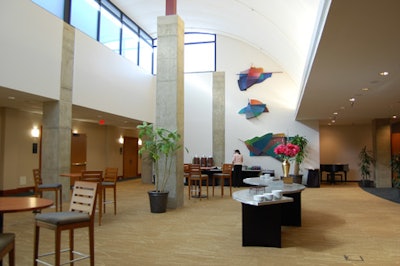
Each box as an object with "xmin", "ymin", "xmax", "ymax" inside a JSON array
[
  {"xmin": 8, "ymin": 96, "xmax": 15, "ymax": 100},
  {"xmin": 333, "ymin": 112, "xmax": 338, "ymax": 115},
  {"xmin": 393, "ymin": 115, "xmax": 397, "ymax": 119},
  {"xmin": 379, "ymin": 71, "xmax": 389, "ymax": 76},
  {"xmin": 361, "ymin": 87, "xmax": 369, "ymax": 91},
  {"xmin": 349, "ymin": 98, "xmax": 355, "ymax": 102}
]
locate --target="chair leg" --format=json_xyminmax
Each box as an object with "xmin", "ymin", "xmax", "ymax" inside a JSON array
[
  {"xmin": 34, "ymin": 225, "xmax": 39, "ymax": 266},
  {"xmin": 103, "ymin": 189, "xmax": 107, "ymax": 214},
  {"xmin": 98, "ymin": 191, "xmax": 103, "ymax": 226},
  {"xmin": 212, "ymin": 178, "xmax": 215, "ymax": 196},
  {"xmin": 9, "ymin": 241, "xmax": 15, "ymax": 266},
  {"xmin": 54, "ymin": 190, "xmax": 58, "ymax": 212},
  {"xmin": 89, "ymin": 224, "xmax": 95, "ymax": 266},
  {"xmin": 188, "ymin": 180, "xmax": 191, "ymax": 200},
  {"xmin": 220, "ymin": 178, "xmax": 223, "ymax": 196},
  {"xmin": 59, "ymin": 188, "xmax": 62, "ymax": 212},
  {"xmin": 206, "ymin": 178, "xmax": 209, "ymax": 199},
  {"xmin": 69, "ymin": 229, "xmax": 74, "ymax": 265},
  {"xmin": 113, "ymin": 187, "xmax": 117, "ymax": 215},
  {"xmin": 55, "ymin": 228, "xmax": 62, "ymax": 266},
  {"xmin": 229, "ymin": 178, "xmax": 232, "ymax": 196}
]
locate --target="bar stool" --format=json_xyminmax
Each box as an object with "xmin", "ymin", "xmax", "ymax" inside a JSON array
[
  {"xmin": 0, "ymin": 233, "xmax": 15, "ymax": 266},
  {"xmin": 33, "ymin": 169, "xmax": 62, "ymax": 212}
]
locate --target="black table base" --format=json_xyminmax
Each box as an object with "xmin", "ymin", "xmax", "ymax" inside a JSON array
[{"xmin": 241, "ymin": 203, "xmax": 283, "ymax": 248}]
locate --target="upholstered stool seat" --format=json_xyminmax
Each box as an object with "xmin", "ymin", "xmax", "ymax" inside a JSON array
[
  {"xmin": 35, "ymin": 212, "xmax": 90, "ymax": 225},
  {"xmin": 0, "ymin": 233, "xmax": 15, "ymax": 266}
]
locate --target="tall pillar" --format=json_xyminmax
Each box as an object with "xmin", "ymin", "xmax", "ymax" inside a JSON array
[
  {"xmin": 156, "ymin": 15, "xmax": 184, "ymax": 208},
  {"xmin": 41, "ymin": 24, "xmax": 74, "ymax": 201},
  {"xmin": 212, "ymin": 72, "xmax": 226, "ymax": 166},
  {"xmin": 372, "ymin": 119, "xmax": 392, "ymax": 187}
]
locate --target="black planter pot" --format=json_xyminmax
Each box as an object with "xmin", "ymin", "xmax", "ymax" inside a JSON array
[{"xmin": 148, "ymin": 190, "xmax": 169, "ymax": 213}]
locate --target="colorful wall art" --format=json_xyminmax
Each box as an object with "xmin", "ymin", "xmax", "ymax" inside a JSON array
[
  {"xmin": 239, "ymin": 99, "xmax": 268, "ymax": 119},
  {"xmin": 244, "ymin": 133, "xmax": 286, "ymax": 159},
  {"xmin": 237, "ymin": 66, "xmax": 272, "ymax": 91}
]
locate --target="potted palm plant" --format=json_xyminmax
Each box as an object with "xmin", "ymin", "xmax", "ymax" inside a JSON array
[
  {"xmin": 358, "ymin": 146, "xmax": 375, "ymax": 187},
  {"xmin": 137, "ymin": 121, "xmax": 182, "ymax": 213},
  {"xmin": 289, "ymin": 135, "xmax": 308, "ymax": 176}
]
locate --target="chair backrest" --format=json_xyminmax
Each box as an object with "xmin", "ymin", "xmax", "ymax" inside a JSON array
[
  {"xmin": 189, "ymin": 164, "xmax": 202, "ymax": 177},
  {"xmin": 80, "ymin": 170, "xmax": 103, "ymax": 183},
  {"xmin": 69, "ymin": 181, "xmax": 98, "ymax": 217},
  {"xmin": 103, "ymin": 168, "xmax": 118, "ymax": 183},
  {"xmin": 32, "ymin": 169, "xmax": 43, "ymax": 187},
  {"xmin": 184, "ymin": 164, "xmax": 191, "ymax": 174},
  {"xmin": 222, "ymin": 163, "xmax": 233, "ymax": 175}
]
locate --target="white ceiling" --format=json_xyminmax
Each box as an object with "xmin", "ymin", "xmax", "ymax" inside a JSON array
[{"xmin": 1, "ymin": 0, "xmax": 400, "ymax": 128}]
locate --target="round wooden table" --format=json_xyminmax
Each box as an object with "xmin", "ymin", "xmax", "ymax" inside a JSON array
[{"xmin": 0, "ymin": 197, "xmax": 53, "ymax": 233}]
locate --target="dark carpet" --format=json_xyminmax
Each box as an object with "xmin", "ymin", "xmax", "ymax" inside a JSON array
[{"xmin": 361, "ymin": 186, "xmax": 400, "ymax": 204}]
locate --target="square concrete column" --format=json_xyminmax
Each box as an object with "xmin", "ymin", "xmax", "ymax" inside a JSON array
[
  {"xmin": 212, "ymin": 72, "xmax": 226, "ymax": 166},
  {"xmin": 156, "ymin": 15, "xmax": 184, "ymax": 208},
  {"xmin": 41, "ymin": 24, "xmax": 74, "ymax": 202}
]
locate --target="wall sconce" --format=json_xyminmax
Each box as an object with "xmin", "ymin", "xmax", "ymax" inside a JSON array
[
  {"xmin": 118, "ymin": 136, "xmax": 124, "ymax": 155},
  {"xmin": 31, "ymin": 126, "xmax": 40, "ymax": 154},
  {"xmin": 31, "ymin": 126, "xmax": 40, "ymax": 138},
  {"xmin": 138, "ymin": 138, "xmax": 142, "ymax": 146}
]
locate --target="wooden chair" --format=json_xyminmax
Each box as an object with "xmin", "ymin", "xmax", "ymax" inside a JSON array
[
  {"xmin": 102, "ymin": 167, "xmax": 118, "ymax": 215},
  {"xmin": 34, "ymin": 181, "xmax": 98, "ymax": 266},
  {"xmin": 80, "ymin": 171, "xmax": 103, "ymax": 226},
  {"xmin": 0, "ymin": 233, "xmax": 15, "ymax": 266},
  {"xmin": 183, "ymin": 163, "xmax": 191, "ymax": 185},
  {"xmin": 212, "ymin": 163, "xmax": 233, "ymax": 197},
  {"xmin": 33, "ymin": 169, "xmax": 62, "ymax": 212},
  {"xmin": 188, "ymin": 164, "xmax": 209, "ymax": 200}
]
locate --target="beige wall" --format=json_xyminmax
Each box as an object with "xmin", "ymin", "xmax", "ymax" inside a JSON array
[
  {"xmin": 320, "ymin": 124, "xmax": 373, "ymax": 181},
  {"xmin": 0, "ymin": 107, "xmax": 138, "ymax": 191}
]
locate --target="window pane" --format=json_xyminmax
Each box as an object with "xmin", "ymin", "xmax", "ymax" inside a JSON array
[
  {"xmin": 71, "ymin": 0, "xmax": 99, "ymax": 39},
  {"xmin": 99, "ymin": 6, "xmax": 121, "ymax": 54},
  {"xmin": 185, "ymin": 33, "xmax": 215, "ymax": 44},
  {"xmin": 122, "ymin": 24, "xmax": 139, "ymax": 64},
  {"xmin": 32, "ymin": 0, "xmax": 65, "ymax": 19},
  {"xmin": 139, "ymin": 38, "xmax": 153, "ymax": 73},
  {"xmin": 185, "ymin": 42, "xmax": 215, "ymax": 72}
]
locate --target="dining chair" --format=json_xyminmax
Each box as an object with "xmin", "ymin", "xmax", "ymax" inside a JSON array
[
  {"xmin": 183, "ymin": 163, "xmax": 191, "ymax": 185},
  {"xmin": 80, "ymin": 171, "xmax": 103, "ymax": 225},
  {"xmin": 188, "ymin": 164, "xmax": 209, "ymax": 200},
  {"xmin": 0, "ymin": 233, "xmax": 15, "ymax": 266},
  {"xmin": 212, "ymin": 163, "xmax": 233, "ymax": 197},
  {"xmin": 34, "ymin": 181, "xmax": 98, "ymax": 266},
  {"xmin": 102, "ymin": 167, "xmax": 118, "ymax": 215},
  {"xmin": 33, "ymin": 169, "xmax": 62, "ymax": 212}
]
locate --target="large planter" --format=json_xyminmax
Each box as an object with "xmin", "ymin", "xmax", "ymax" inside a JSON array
[{"xmin": 148, "ymin": 190, "xmax": 169, "ymax": 213}]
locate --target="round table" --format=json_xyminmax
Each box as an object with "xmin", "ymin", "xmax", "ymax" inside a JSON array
[
  {"xmin": 0, "ymin": 197, "xmax": 53, "ymax": 233},
  {"xmin": 243, "ymin": 177, "xmax": 305, "ymax": 227}
]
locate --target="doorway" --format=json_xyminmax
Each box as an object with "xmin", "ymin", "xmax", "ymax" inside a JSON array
[
  {"xmin": 70, "ymin": 133, "xmax": 87, "ymax": 186},
  {"xmin": 123, "ymin": 137, "xmax": 139, "ymax": 178}
]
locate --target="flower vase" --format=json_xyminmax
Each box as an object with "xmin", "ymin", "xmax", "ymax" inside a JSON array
[
  {"xmin": 282, "ymin": 159, "xmax": 290, "ymax": 177},
  {"xmin": 282, "ymin": 159, "xmax": 293, "ymax": 184}
]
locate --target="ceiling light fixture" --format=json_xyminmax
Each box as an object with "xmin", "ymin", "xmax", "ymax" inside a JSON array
[
  {"xmin": 361, "ymin": 87, "xmax": 369, "ymax": 91},
  {"xmin": 379, "ymin": 71, "xmax": 389, "ymax": 76},
  {"xmin": 349, "ymin": 97, "xmax": 355, "ymax": 107}
]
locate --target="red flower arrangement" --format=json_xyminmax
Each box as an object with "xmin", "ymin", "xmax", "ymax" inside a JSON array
[{"xmin": 274, "ymin": 143, "xmax": 300, "ymax": 160}]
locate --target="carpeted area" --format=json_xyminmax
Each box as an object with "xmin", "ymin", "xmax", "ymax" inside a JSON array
[{"xmin": 361, "ymin": 186, "xmax": 400, "ymax": 203}]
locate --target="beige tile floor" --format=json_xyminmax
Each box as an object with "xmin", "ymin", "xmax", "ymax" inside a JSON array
[{"xmin": 2, "ymin": 179, "xmax": 400, "ymax": 265}]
